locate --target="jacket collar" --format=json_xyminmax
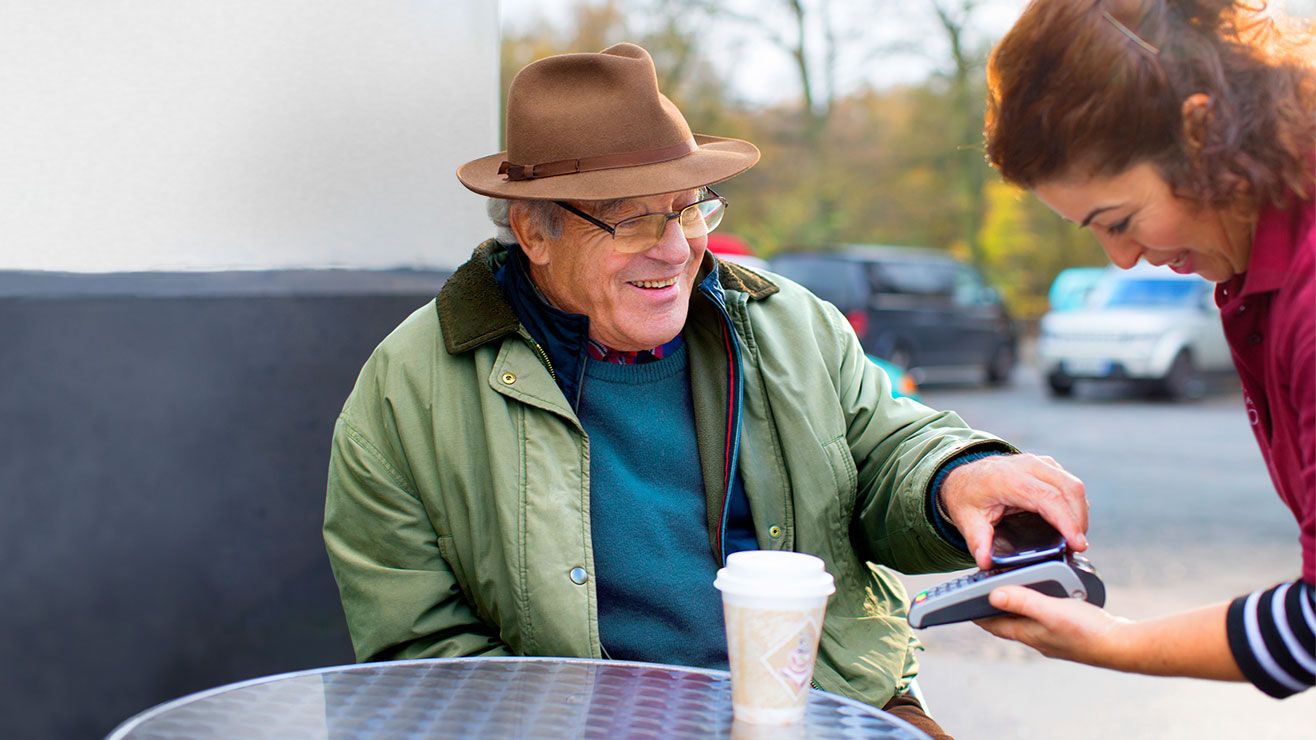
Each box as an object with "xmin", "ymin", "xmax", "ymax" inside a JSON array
[
  {"xmin": 436, "ymin": 239, "xmax": 779, "ymax": 355},
  {"xmin": 495, "ymin": 243, "xmax": 591, "ymax": 407}
]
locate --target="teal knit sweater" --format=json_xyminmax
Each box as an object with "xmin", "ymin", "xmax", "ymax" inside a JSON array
[{"xmin": 577, "ymin": 343, "xmax": 729, "ymax": 669}]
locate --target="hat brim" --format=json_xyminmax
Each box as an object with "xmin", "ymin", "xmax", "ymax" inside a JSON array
[{"xmin": 456, "ymin": 134, "xmax": 760, "ymax": 201}]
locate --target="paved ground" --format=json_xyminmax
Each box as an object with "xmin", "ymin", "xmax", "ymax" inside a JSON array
[{"xmin": 900, "ymin": 365, "xmax": 1314, "ymax": 739}]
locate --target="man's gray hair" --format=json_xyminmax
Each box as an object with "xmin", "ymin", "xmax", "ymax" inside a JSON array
[{"xmin": 487, "ymin": 198, "xmax": 564, "ymax": 246}]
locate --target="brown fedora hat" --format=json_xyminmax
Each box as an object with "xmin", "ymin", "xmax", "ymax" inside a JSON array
[{"xmin": 457, "ymin": 43, "xmax": 759, "ymax": 201}]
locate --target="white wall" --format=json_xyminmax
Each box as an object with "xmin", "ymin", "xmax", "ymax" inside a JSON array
[{"xmin": 0, "ymin": 2, "xmax": 499, "ymax": 272}]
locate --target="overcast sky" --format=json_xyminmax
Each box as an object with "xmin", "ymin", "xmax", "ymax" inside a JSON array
[{"xmin": 501, "ymin": 0, "xmax": 1316, "ymax": 105}]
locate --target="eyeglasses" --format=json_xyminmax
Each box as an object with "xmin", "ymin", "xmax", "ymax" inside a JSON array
[{"xmin": 553, "ymin": 187, "xmax": 728, "ymax": 254}]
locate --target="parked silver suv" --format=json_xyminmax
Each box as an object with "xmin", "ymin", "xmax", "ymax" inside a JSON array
[{"xmin": 1037, "ymin": 265, "xmax": 1231, "ymax": 400}]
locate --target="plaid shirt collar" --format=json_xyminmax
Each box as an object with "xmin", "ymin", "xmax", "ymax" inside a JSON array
[
  {"xmin": 586, "ymin": 335, "xmax": 684, "ymax": 364},
  {"xmin": 517, "ymin": 254, "xmax": 685, "ymax": 365}
]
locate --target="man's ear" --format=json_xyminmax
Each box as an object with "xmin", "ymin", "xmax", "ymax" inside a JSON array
[
  {"xmin": 1181, "ymin": 92, "xmax": 1213, "ymax": 155},
  {"xmin": 509, "ymin": 202, "xmax": 553, "ymax": 266}
]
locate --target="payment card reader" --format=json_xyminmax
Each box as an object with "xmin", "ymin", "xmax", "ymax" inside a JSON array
[{"xmin": 907, "ymin": 512, "xmax": 1107, "ymax": 629}]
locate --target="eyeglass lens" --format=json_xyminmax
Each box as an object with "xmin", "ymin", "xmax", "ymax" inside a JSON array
[{"xmin": 612, "ymin": 198, "xmax": 725, "ymax": 253}]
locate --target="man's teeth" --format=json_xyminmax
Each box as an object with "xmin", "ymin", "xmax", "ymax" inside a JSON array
[
  {"xmin": 631, "ymin": 278, "xmax": 677, "ymax": 288},
  {"xmin": 1170, "ymin": 254, "xmax": 1186, "ymax": 267}
]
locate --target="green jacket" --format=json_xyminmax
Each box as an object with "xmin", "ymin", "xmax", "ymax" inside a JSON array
[{"xmin": 324, "ymin": 241, "xmax": 1001, "ymax": 708}]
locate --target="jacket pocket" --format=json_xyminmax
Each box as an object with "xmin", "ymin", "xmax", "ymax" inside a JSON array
[
  {"xmin": 821, "ymin": 434, "xmax": 858, "ymax": 525},
  {"xmin": 435, "ymin": 534, "xmax": 475, "ymax": 606},
  {"xmin": 436, "ymin": 533, "xmax": 457, "ymax": 564}
]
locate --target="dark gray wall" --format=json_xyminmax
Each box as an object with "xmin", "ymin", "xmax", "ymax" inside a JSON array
[{"xmin": 0, "ymin": 270, "xmax": 450, "ymax": 739}]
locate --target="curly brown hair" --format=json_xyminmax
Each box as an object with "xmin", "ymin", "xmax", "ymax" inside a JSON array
[{"xmin": 985, "ymin": 0, "xmax": 1316, "ymax": 209}]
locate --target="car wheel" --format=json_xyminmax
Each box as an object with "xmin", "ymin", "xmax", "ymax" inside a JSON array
[
  {"xmin": 1047, "ymin": 371, "xmax": 1074, "ymax": 398},
  {"xmin": 985, "ymin": 344, "xmax": 1015, "ymax": 386},
  {"xmin": 1158, "ymin": 349, "xmax": 1206, "ymax": 401}
]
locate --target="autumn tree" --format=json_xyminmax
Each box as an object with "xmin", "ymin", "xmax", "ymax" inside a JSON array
[
  {"xmin": 979, "ymin": 180, "xmax": 1107, "ymax": 319},
  {"xmin": 498, "ymin": 0, "xmax": 1105, "ymax": 316}
]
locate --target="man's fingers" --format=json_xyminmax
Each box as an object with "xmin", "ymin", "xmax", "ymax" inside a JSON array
[
  {"xmin": 1037, "ymin": 455, "xmax": 1063, "ymax": 470},
  {"xmin": 959, "ymin": 513, "xmax": 996, "ymax": 570},
  {"xmin": 994, "ymin": 477, "xmax": 1086, "ymax": 552},
  {"xmin": 1025, "ymin": 456, "xmax": 1089, "ymax": 536},
  {"xmin": 940, "ymin": 453, "xmax": 1092, "ymax": 566},
  {"xmin": 1036, "ymin": 493, "xmax": 1088, "ymax": 552},
  {"xmin": 1004, "ymin": 464, "xmax": 1088, "ymax": 551}
]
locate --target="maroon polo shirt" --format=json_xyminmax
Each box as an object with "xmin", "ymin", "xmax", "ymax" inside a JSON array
[{"xmin": 1215, "ymin": 200, "xmax": 1315, "ymax": 584}]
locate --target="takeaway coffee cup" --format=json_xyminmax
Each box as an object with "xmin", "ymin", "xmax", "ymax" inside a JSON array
[{"xmin": 714, "ymin": 550, "xmax": 836, "ymax": 724}]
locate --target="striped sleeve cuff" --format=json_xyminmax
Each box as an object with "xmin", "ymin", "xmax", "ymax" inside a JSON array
[{"xmin": 1226, "ymin": 579, "xmax": 1316, "ymax": 699}]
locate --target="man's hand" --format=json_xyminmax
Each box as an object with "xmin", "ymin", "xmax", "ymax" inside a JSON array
[
  {"xmin": 940, "ymin": 453, "xmax": 1088, "ymax": 569},
  {"xmin": 974, "ymin": 586, "xmax": 1130, "ymax": 667}
]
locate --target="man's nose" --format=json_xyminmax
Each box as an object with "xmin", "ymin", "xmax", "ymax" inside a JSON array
[{"xmin": 647, "ymin": 216, "xmax": 692, "ymax": 262}]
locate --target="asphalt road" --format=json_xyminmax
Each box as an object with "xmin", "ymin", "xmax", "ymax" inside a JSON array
[{"xmin": 900, "ymin": 365, "xmax": 1314, "ymax": 739}]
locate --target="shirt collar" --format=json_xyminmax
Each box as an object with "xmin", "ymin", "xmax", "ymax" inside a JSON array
[
  {"xmin": 1233, "ymin": 202, "xmax": 1311, "ymax": 297},
  {"xmin": 586, "ymin": 335, "xmax": 684, "ymax": 364},
  {"xmin": 494, "ymin": 244, "xmax": 699, "ymax": 403}
]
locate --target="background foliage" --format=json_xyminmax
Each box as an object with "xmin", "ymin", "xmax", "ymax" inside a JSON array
[{"xmin": 501, "ymin": 0, "xmax": 1108, "ymax": 319}]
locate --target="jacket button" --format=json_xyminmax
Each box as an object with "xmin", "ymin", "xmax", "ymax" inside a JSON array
[
  {"xmin": 1248, "ymin": 332, "xmax": 1263, "ymax": 345},
  {"xmin": 501, "ymin": 372, "xmax": 517, "ymax": 385},
  {"xmin": 768, "ymin": 525, "xmax": 783, "ymax": 538},
  {"xmin": 569, "ymin": 567, "xmax": 588, "ymax": 585}
]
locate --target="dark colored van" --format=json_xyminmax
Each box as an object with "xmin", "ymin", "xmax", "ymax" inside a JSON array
[{"xmin": 770, "ymin": 245, "xmax": 1017, "ymax": 384}]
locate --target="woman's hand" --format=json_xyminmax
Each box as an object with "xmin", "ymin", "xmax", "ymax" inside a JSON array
[
  {"xmin": 976, "ymin": 587, "xmax": 1243, "ymax": 681},
  {"xmin": 974, "ymin": 585, "xmax": 1132, "ymax": 669}
]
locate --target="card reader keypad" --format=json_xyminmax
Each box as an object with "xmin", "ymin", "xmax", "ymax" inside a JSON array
[{"xmin": 918, "ymin": 568, "xmax": 1003, "ymax": 600}]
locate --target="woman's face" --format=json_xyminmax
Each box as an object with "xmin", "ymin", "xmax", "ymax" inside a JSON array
[{"xmin": 1034, "ymin": 162, "xmax": 1254, "ymax": 283}]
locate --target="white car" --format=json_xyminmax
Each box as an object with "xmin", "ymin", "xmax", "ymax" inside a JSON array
[{"xmin": 1037, "ymin": 265, "xmax": 1232, "ymax": 400}]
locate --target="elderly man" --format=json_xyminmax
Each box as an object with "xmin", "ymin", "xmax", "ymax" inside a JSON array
[{"xmin": 324, "ymin": 43, "xmax": 1087, "ymax": 735}]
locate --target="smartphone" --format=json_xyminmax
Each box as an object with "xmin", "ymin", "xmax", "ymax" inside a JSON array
[{"xmin": 990, "ymin": 511, "xmax": 1067, "ymax": 568}]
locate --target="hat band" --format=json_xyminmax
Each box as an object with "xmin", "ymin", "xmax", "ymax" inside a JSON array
[{"xmin": 498, "ymin": 138, "xmax": 698, "ymax": 182}]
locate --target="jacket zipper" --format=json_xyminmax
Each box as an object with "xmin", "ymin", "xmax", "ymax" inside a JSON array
[
  {"xmin": 526, "ymin": 337, "xmax": 556, "ymax": 380},
  {"xmin": 706, "ymin": 293, "xmax": 744, "ymax": 566}
]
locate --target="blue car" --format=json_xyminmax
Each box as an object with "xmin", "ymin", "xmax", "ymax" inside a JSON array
[
  {"xmin": 1047, "ymin": 267, "xmax": 1106, "ymax": 312},
  {"xmin": 868, "ymin": 354, "xmax": 921, "ymax": 401}
]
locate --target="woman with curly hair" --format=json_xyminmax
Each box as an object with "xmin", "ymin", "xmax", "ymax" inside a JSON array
[{"xmin": 979, "ymin": 0, "xmax": 1314, "ymax": 698}]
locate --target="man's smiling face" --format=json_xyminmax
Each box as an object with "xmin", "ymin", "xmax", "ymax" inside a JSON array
[{"xmin": 519, "ymin": 189, "xmax": 709, "ymax": 351}]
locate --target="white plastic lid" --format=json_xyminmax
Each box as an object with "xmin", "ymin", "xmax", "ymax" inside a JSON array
[{"xmin": 713, "ymin": 550, "xmax": 836, "ymax": 599}]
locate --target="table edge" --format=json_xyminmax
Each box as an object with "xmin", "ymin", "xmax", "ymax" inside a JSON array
[{"xmin": 105, "ymin": 656, "xmax": 929, "ymax": 739}]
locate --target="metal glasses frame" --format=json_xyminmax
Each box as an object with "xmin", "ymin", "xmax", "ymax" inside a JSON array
[{"xmin": 552, "ymin": 187, "xmax": 727, "ymax": 245}]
